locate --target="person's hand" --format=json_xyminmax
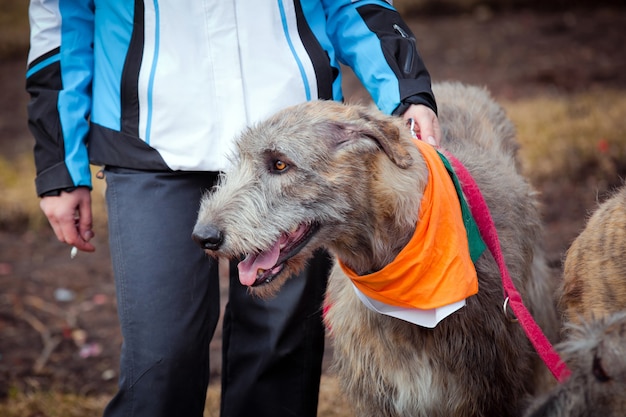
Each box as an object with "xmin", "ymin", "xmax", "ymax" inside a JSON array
[
  {"xmin": 402, "ymin": 104, "xmax": 441, "ymax": 147},
  {"xmin": 40, "ymin": 187, "xmax": 95, "ymax": 253}
]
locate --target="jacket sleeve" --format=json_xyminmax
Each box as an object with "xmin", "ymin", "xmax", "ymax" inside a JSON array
[
  {"xmin": 321, "ymin": 0, "xmax": 437, "ymax": 116},
  {"xmin": 26, "ymin": 0, "xmax": 95, "ymax": 196}
]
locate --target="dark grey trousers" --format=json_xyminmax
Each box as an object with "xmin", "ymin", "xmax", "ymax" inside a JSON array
[{"xmin": 102, "ymin": 168, "xmax": 329, "ymax": 417}]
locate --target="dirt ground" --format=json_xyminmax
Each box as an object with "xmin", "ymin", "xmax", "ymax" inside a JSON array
[{"xmin": 1, "ymin": 7, "xmax": 625, "ymax": 400}]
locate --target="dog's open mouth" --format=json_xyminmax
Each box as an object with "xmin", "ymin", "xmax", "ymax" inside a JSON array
[{"xmin": 237, "ymin": 222, "xmax": 320, "ymax": 287}]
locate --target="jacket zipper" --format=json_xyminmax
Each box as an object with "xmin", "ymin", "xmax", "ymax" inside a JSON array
[{"xmin": 393, "ymin": 23, "xmax": 415, "ymax": 75}]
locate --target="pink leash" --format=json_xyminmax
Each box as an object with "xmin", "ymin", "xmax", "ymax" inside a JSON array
[{"xmin": 442, "ymin": 150, "xmax": 571, "ymax": 383}]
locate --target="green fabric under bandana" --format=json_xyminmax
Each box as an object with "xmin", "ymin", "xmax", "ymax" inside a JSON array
[{"xmin": 437, "ymin": 150, "xmax": 487, "ymax": 262}]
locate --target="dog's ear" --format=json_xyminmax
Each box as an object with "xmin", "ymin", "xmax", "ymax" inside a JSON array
[{"xmin": 336, "ymin": 111, "xmax": 414, "ymax": 169}]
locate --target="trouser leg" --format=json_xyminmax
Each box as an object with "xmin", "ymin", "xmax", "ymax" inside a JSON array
[
  {"xmin": 102, "ymin": 168, "xmax": 221, "ymax": 417},
  {"xmin": 220, "ymin": 249, "xmax": 331, "ymax": 417}
]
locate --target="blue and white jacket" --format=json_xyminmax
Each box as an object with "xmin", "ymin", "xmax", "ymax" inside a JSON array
[{"xmin": 26, "ymin": 0, "xmax": 436, "ymax": 196}]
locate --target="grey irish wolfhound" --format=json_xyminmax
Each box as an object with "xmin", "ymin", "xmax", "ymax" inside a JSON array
[{"xmin": 193, "ymin": 82, "xmax": 559, "ymax": 416}]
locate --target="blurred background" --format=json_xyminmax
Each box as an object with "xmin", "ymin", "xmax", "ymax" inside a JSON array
[{"xmin": 1, "ymin": 1, "xmax": 625, "ymax": 416}]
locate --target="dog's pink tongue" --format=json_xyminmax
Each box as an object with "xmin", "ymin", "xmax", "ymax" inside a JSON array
[{"xmin": 237, "ymin": 242, "xmax": 281, "ymax": 286}]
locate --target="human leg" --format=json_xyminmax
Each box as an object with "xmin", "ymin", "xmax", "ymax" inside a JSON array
[
  {"xmin": 220, "ymin": 249, "xmax": 331, "ymax": 417},
  {"xmin": 103, "ymin": 168, "xmax": 221, "ymax": 417}
]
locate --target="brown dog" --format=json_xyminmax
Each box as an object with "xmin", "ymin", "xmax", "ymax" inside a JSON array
[
  {"xmin": 524, "ymin": 185, "xmax": 626, "ymax": 416},
  {"xmin": 193, "ymin": 82, "xmax": 559, "ymax": 416},
  {"xmin": 561, "ymin": 185, "xmax": 626, "ymax": 323}
]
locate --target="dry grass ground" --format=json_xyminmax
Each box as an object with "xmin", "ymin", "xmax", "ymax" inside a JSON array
[{"xmin": 0, "ymin": 375, "xmax": 349, "ymax": 417}]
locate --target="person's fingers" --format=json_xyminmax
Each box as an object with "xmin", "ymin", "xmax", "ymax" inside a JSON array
[
  {"xmin": 59, "ymin": 212, "xmax": 80, "ymax": 244},
  {"xmin": 430, "ymin": 117, "xmax": 442, "ymax": 146},
  {"xmin": 70, "ymin": 234, "xmax": 96, "ymax": 252},
  {"xmin": 71, "ymin": 193, "xmax": 96, "ymax": 252},
  {"xmin": 416, "ymin": 115, "xmax": 435, "ymax": 144},
  {"xmin": 416, "ymin": 110, "xmax": 442, "ymax": 146},
  {"xmin": 60, "ymin": 214, "xmax": 95, "ymax": 252},
  {"xmin": 77, "ymin": 197, "xmax": 95, "ymax": 243}
]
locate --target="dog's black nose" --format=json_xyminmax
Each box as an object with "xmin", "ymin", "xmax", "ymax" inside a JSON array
[{"xmin": 192, "ymin": 224, "xmax": 224, "ymax": 251}]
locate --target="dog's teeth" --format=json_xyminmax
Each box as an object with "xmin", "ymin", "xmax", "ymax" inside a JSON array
[{"xmin": 257, "ymin": 268, "xmax": 266, "ymax": 277}]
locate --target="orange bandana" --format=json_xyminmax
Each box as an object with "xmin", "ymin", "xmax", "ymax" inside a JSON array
[{"xmin": 339, "ymin": 140, "xmax": 480, "ymax": 310}]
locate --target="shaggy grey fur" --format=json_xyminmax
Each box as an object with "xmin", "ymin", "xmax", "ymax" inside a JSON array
[
  {"xmin": 524, "ymin": 312, "xmax": 626, "ymax": 417},
  {"xmin": 193, "ymin": 82, "xmax": 559, "ymax": 416}
]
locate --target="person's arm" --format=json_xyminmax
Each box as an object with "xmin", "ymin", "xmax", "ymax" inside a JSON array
[
  {"xmin": 323, "ymin": 0, "xmax": 441, "ymax": 144},
  {"xmin": 26, "ymin": 0, "xmax": 96, "ymax": 251}
]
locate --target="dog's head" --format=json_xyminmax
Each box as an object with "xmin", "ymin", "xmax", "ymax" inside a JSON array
[
  {"xmin": 525, "ymin": 312, "xmax": 626, "ymax": 417},
  {"xmin": 192, "ymin": 100, "xmax": 420, "ymax": 298}
]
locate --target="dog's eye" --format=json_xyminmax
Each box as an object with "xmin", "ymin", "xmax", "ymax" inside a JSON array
[{"xmin": 272, "ymin": 159, "xmax": 289, "ymax": 173}]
